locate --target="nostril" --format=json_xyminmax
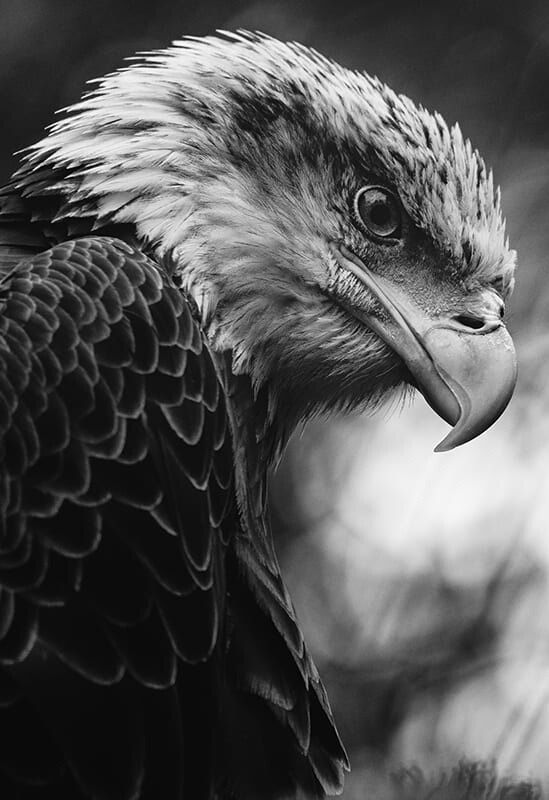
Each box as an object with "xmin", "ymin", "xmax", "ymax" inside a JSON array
[{"xmin": 453, "ymin": 314, "xmax": 486, "ymax": 330}]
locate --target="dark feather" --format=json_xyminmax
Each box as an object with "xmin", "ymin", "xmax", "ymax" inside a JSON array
[
  {"xmin": 0, "ymin": 229, "xmax": 348, "ymax": 798},
  {"xmin": 9, "ymin": 645, "xmax": 146, "ymax": 800}
]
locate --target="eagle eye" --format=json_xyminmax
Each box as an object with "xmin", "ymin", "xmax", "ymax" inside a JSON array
[{"xmin": 354, "ymin": 186, "xmax": 401, "ymax": 240}]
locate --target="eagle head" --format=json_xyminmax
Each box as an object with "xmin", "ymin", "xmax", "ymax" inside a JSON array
[{"xmin": 20, "ymin": 31, "xmax": 517, "ymax": 452}]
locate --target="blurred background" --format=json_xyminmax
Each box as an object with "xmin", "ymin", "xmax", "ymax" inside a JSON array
[{"xmin": 1, "ymin": 0, "xmax": 548, "ymax": 795}]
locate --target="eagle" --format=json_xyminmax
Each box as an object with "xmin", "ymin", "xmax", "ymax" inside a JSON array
[{"xmin": 0, "ymin": 31, "xmax": 517, "ymax": 800}]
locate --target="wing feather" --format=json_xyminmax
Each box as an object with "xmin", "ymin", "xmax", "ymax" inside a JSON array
[
  {"xmin": 0, "ymin": 228, "xmax": 348, "ymax": 798},
  {"xmin": 0, "ymin": 236, "xmax": 235, "ymax": 797}
]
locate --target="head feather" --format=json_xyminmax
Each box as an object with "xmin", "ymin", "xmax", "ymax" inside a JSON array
[
  {"xmin": 18, "ymin": 30, "xmax": 515, "ymax": 294},
  {"xmin": 11, "ymin": 32, "xmax": 516, "ymax": 446}
]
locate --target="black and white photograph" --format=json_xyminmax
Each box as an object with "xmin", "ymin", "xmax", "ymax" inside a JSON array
[{"xmin": 0, "ymin": 1, "xmax": 547, "ymax": 798}]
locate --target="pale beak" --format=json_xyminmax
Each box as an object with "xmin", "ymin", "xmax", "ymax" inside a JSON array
[{"xmin": 331, "ymin": 244, "xmax": 517, "ymax": 452}]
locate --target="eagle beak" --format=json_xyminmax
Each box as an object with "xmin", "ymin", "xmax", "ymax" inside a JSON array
[{"xmin": 331, "ymin": 244, "xmax": 517, "ymax": 452}]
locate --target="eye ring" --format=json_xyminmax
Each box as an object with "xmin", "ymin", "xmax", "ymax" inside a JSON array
[{"xmin": 353, "ymin": 186, "xmax": 402, "ymax": 240}]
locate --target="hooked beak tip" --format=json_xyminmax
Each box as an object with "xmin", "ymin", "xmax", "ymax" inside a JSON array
[{"xmin": 425, "ymin": 325, "xmax": 518, "ymax": 452}]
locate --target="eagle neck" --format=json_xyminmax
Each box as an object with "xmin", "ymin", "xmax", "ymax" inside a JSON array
[{"xmin": 221, "ymin": 357, "xmax": 289, "ymax": 528}]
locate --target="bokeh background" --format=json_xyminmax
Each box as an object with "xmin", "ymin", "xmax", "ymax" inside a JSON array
[{"xmin": 2, "ymin": 0, "xmax": 549, "ymax": 796}]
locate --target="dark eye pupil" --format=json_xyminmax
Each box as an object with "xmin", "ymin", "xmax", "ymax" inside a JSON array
[{"xmin": 369, "ymin": 201, "xmax": 390, "ymax": 227}]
